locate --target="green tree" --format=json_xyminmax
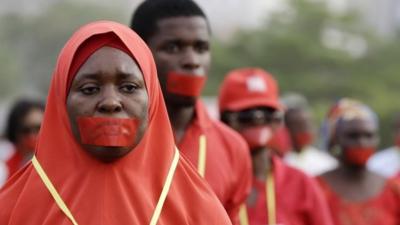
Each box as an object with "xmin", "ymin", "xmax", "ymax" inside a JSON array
[{"xmin": 208, "ymin": 0, "xmax": 400, "ymax": 147}]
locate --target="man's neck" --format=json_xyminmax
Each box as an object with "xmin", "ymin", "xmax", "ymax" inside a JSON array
[
  {"xmin": 252, "ymin": 148, "xmax": 273, "ymax": 181},
  {"xmin": 167, "ymin": 103, "xmax": 196, "ymax": 143}
]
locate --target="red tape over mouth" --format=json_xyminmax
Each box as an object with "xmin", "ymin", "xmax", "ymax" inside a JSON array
[
  {"xmin": 166, "ymin": 72, "xmax": 206, "ymax": 97},
  {"xmin": 77, "ymin": 117, "xmax": 139, "ymax": 147}
]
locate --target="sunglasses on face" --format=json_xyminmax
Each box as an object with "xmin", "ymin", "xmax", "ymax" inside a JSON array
[{"xmin": 226, "ymin": 108, "xmax": 283, "ymax": 125}]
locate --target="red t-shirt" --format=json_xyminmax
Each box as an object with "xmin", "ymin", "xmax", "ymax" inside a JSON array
[
  {"xmin": 178, "ymin": 100, "xmax": 252, "ymax": 225},
  {"xmin": 247, "ymin": 156, "xmax": 334, "ymax": 225},
  {"xmin": 317, "ymin": 177, "xmax": 400, "ymax": 225}
]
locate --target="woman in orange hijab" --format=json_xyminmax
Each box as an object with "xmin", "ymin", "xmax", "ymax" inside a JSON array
[{"xmin": 0, "ymin": 21, "xmax": 231, "ymax": 225}]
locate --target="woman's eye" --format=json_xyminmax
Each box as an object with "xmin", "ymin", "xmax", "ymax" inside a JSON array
[
  {"xmin": 120, "ymin": 83, "xmax": 138, "ymax": 93},
  {"xmin": 80, "ymin": 85, "xmax": 100, "ymax": 95}
]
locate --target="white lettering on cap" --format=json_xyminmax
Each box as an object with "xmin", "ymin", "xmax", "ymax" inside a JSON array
[{"xmin": 247, "ymin": 75, "xmax": 267, "ymax": 92}]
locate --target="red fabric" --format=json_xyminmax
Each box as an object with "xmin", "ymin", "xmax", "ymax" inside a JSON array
[
  {"xmin": 218, "ymin": 67, "xmax": 283, "ymax": 112},
  {"xmin": 0, "ymin": 21, "xmax": 231, "ymax": 225},
  {"xmin": 247, "ymin": 156, "xmax": 334, "ymax": 225},
  {"xmin": 178, "ymin": 101, "xmax": 252, "ymax": 225},
  {"xmin": 166, "ymin": 72, "xmax": 206, "ymax": 97},
  {"xmin": 77, "ymin": 117, "xmax": 139, "ymax": 147},
  {"xmin": 317, "ymin": 177, "xmax": 400, "ymax": 225},
  {"xmin": 67, "ymin": 33, "xmax": 133, "ymax": 92}
]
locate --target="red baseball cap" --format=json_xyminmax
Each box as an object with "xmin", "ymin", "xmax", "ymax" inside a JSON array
[{"xmin": 218, "ymin": 67, "xmax": 283, "ymax": 112}]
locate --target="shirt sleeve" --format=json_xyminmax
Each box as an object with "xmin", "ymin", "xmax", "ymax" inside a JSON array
[{"xmin": 305, "ymin": 177, "xmax": 335, "ymax": 225}]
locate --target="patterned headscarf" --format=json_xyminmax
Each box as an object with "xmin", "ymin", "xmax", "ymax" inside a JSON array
[{"xmin": 321, "ymin": 98, "xmax": 378, "ymax": 150}]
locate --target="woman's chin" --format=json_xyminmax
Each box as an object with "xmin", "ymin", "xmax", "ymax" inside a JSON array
[{"xmin": 84, "ymin": 145, "xmax": 134, "ymax": 163}]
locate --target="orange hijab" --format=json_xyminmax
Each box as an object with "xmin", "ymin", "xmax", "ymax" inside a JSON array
[{"xmin": 0, "ymin": 21, "xmax": 230, "ymax": 225}]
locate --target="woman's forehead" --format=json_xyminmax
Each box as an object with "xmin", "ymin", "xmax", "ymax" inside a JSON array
[{"xmin": 75, "ymin": 47, "xmax": 141, "ymax": 76}]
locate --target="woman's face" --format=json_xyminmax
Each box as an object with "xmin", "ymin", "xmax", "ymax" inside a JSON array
[
  {"xmin": 17, "ymin": 108, "xmax": 44, "ymax": 152},
  {"xmin": 67, "ymin": 47, "xmax": 149, "ymax": 162},
  {"xmin": 336, "ymin": 118, "xmax": 379, "ymax": 150}
]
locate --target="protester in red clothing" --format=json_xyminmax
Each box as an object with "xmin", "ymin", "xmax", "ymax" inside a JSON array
[
  {"xmin": 219, "ymin": 67, "xmax": 334, "ymax": 225},
  {"xmin": 318, "ymin": 98, "xmax": 400, "ymax": 225},
  {"xmin": 0, "ymin": 21, "xmax": 232, "ymax": 225},
  {"xmin": 3, "ymin": 99, "xmax": 44, "ymax": 178},
  {"xmin": 130, "ymin": 1, "xmax": 252, "ymax": 223}
]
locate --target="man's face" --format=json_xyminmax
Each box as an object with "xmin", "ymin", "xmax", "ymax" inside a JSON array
[
  {"xmin": 285, "ymin": 108, "xmax": 314, "ymax": 150},
  {"xmin": 147, "ymin": 16, "xmax": 211, "ymax": 106},
  {"xmin": 223, "ymin": 106, "xmax": 283, "ymax": 154},
  {"xmin": 67, "ymin": 47, "xmax": 149, "ymax": 162}
]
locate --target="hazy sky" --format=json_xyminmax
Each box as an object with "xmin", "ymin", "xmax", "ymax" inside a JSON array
[{"xmin": 1, "ymin": 0, "xmax": 285, "ymax": 39}]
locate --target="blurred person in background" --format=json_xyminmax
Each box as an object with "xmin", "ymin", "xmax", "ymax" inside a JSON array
[
  {"xmin": 130, "ymin": 1, "xmax": 252, "ymax": 224},
  {"xmin": 219, "ymin": 67, "xmax": 333, "ymax": 225},
  {"xmin": 368, "ymin": 112, "xmax": 400, "ymax": 178},
  {"xmin": 2, "ymin": 98, "xmax": 44, "ymax": 181},
  {"xmin": 317, "ymin": 98, "xmax": 400, "ymax": 225},
  {"xmin": 0, "ymin": 21, "xmax": 232, "ymax": 224},
  {"xmin": 283, "ymin": 93, "xmax": 337, "ymax": 176}
]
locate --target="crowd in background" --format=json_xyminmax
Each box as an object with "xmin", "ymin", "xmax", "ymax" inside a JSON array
[{"xmin": 1, "ymin": 0, "xmax": 400, "ymax": 225}]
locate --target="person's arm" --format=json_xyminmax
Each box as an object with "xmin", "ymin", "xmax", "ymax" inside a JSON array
[{"xmin": 305, "ymin": 178, "xmax": 334, "ymax": 225}]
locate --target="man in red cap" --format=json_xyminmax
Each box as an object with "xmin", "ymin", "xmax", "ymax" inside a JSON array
[
  {"xmin": 219, "ymin": 67, "xmax": 334, "ymax": 225},
  {"xmin": 130, "ymin": 1, "xmax": 252, "ymax": 224}
]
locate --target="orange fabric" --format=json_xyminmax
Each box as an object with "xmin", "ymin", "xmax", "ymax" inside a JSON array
[
  {"xmin": 247, "ymin": 156, "xmax": 334, "ymax": 225},
  {"xmin": 178, "ymin": 101, "xmax": 252, "ymax": 225},
  {"xmin": 0, "ymin": 21, "xmax": 231, "ymax": 225},
  {"xmin": 317, "ymin": 177, "xmax": 400, "ymax": 225},
  {"xmin": 218, "ymin": 67, "xmax": 283, "ymax": 112}
]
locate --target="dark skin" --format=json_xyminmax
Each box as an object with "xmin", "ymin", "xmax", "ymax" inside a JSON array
[
  {"xmin": 321, "ymin": 117, "xmax": 386, "ymax": 201},
  {"xmin": 285, "ymin": 108, "xmax": 314, "ymax": 152},
  {"xmin": 67, "ymin": 47, "xmax": 149, "ymax": 162},
  {"xmin": 146, "ymin": 16, "xmax": 211, "ymax": 142},
  {"xmin": 16, "ymin": 108, "xmax": 43, "ymax": 160},
  {"xmin": 223, "ymin": 106, "xmax": 283, "ymax": 205}
]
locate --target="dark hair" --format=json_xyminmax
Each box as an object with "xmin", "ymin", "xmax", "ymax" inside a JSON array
[
  {"xmin": 130, "ymin": 0, "xmax": 210, "ymax": 42},
  {"xmin": 4, "ymin": 98, "xmax": 45, "ymax": 144}
]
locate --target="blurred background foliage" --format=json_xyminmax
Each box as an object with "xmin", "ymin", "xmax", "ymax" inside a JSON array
[
  {"xmin": 0, "ymin": 0, "xmax": 399, "ymax": 147},
  {"xmin": 208, "ymin": 0, "xmax": 400, "ymax": 148}
]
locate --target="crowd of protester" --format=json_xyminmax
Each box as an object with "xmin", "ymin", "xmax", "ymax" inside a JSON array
[{"xmin": 0, "ymin": 1, "xmax": 399, "ymax": 225}]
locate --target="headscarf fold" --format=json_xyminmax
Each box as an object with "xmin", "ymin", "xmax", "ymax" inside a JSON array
[
  {"xmin": 0, "ymin": 21, "xmax": 230, "ymax": 225},
  {"xmin": 321, "ymin": 98, "xmax": 377, "ymax": 150}
]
